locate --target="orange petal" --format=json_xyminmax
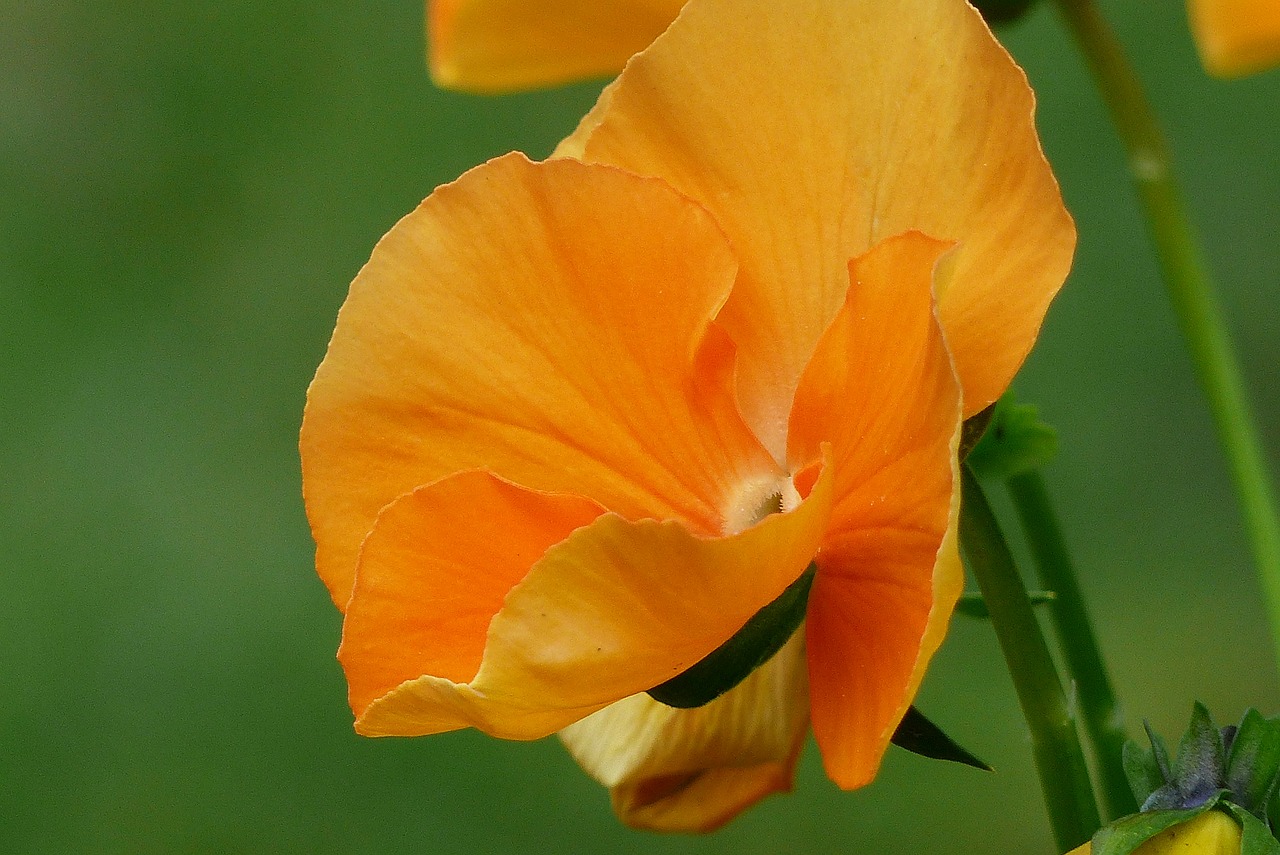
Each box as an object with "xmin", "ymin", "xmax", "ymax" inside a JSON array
[
  {"xmin": 302, "ymin": 153, "xmax": 778, "ymax": 607},
  {"xmin": 787, "ymin": 232, "xmax": 964, "ymax": 789},
  {"xmin": 559, "ymin": 631, "xmax": 809, "ymax": 832},
  {"xmin": 338, "ymin": 471, "xmax": 604, "ymax": 718},
  {"xmin": 428, "ymin": 0, "xmax": 686, "ymax": 92},
  {"xmin": 346, "ymin": 463, "xmax": 835, "ymax": 739},
  {"xmin": 1188, "ymin": 0, "xmax": 1280, "ymax": 77},
  {"xmin": 559, "ymin": 0, "xmax": 1073, "ymax": 452}
]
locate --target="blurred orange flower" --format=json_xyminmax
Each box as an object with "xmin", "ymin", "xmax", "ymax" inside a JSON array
[
  {"xmin": 1187, "ymin": 0, "xmax": 1280, "ymax": 77},
  {"xmin": 304, "ymin": 0, "xmax": 1073, "ymax": 831},
  {"xmin": 428, "ymin": 0, "xmax": 685, "ymax": 91},
  {"xmin": 1065, "ymin": 810, "xmax": 1243, "ymax": 855}
]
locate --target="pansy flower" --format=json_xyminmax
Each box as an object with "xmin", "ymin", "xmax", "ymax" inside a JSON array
[
  {"xmin": 304, "ymin": 0, "xmax": 1074, "ymax": 832},
  {"xmin": 1187, "ymin": 0, "xmax": 1280, "ymax": 77}
]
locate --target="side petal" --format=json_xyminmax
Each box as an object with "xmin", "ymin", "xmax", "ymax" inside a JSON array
[
  {"xmin": 787, "ymin": 232, "xmax": 964, "ymax": 789},
  {"xmin": 563, "ymin": 0, "xmax": 1073, "ymax": 452},
  {"xmin": 302, "ymin": 153, "xmax": 778, "ymax": 607},
  {"xmin": 346, "ymin": 465, "xmax": 835, "ymax": 740},
  {"xmin": 559, "ymin": 631, "xmax": 809, "ymax": 833},
  {"xmin": 428, "ymin": 0, "xmax": 686, "ymax": 92},
  {"xmin": 1187, "ymin": 0, "xmax": 1280, "ymax": 77}
]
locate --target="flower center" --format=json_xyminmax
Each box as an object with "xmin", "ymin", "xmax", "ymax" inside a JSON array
[{"xmin": 722, "ymin": 475, "xmax": 802, "ymax": 535}]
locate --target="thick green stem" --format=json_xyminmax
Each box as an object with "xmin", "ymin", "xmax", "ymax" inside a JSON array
[
  {"xmin": 1008, "ymin": 470, "xmax": 1137, "ymax": 821},
  {"xmin": 1053, "ymin": 0, "xmax": 1280, "ymax": 666},
  {"xmin": 961, "ymin": 465, "xmax": 1102, "ymax": 851}
]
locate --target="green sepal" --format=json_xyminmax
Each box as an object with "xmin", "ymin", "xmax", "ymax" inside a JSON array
[
  {"xmin": 1147, "ymin": 720, "xmax": 1175, "ymax": 786},
  {"xmin": 1168, "ymin": 703, "xmax": 1227, "ymax": 807},
  {"xmin": 890, "ymin": 706, "xmax": 993, "ymax": 772},
  {"xmin": 1124, "ymin": 738, "xmax": 1167, "ymax": 807},
  {"xmin": 955, "ymin": 589, "xmax": 1056, "ymax": 619},
  {"xmin": 1225, "ymin": 802, "xmax": 1280, "ymax": 855},
  {"xmin": 966, "ymin": 394, "xmax": 1059, "ymax": 481},
  {"xmin": 1091, "ymin": 803, "xmax": 1221, "ymax": 855},
  {"xmin": 647, "ymin": 563, "xmax": 815, "ymax": 709},
  {"xmin": 1226, "ymin": 709, "xmax": 1280, "ymax": 819}
]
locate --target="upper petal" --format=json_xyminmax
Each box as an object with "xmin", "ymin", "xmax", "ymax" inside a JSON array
[
  {"xmin": 302, "ymin": 153, "xmax": 777, "ymax": 606},
  {"xmin": 1187, "ymin": 0, "xmax": 1280, "ymax": 77},
  {"xmin": 558, "ymin": 631, "xmax": 809, "ymax": 833},
  {"xmin": 429, "ymin": 0, "xmax": 686, "ymax": 92},
  {"xmin": 345, "ymin": 464, "xmax": 835, "ymax": 740},
  {"xmin": 558, "ymin": 0, "xmax": 1073, "ymax": 453},
  {"xmin": 787, "ymin": 233, "xmax": 964, "ymax": 788}
]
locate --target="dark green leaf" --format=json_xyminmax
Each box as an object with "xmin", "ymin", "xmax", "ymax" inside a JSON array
[
  {"xmin": 955, "ymin": 589, "xmax": 1056, "ymax": 619},
  {"xmin": 971, "ymin": 0, "xmax": 1040, "ymax": 25},
  {"xmin": 959, "ymin": 403, "xmax": 996, "ymax": 460},
  {"xmin": 1092, "ymin": 807, "xmax": 1214, "ymax": 855},
  {"xmin": 1226, "ymin": 803, "xmax": 1280, "ymax": 855},
  {"xmin": 966, "ymin": 395, "xmax": 1059, "ymax": 481},
  {"xmin": 1227, "ymin": 709, "xmax": 1280, "ymax": 818},
  {"xmin": 647, "ymin": 563, "xmax": 815, "ymax": 709},
  {"xmin": 890, "ymin": 706, "xmax": 993, "ymax": 771}
]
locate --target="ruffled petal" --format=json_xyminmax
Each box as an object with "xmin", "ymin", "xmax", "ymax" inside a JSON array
[
  {"xmin": 559, "ymin": 631, "xmax": 809, "ymax": 832},
  {"xmin": 345, "ymin": 464, "xmax": 834, "ymax": 739},
  {"xmin": 787, "ymin": 232, "xmax": 963, "ymax": 789},
  {"xmin": 302, "ymin": 153, "xmax": 778, "ymax": 606},
  {"xmin": 429, "ymin": 0, "xmax": 686, "ymax": 92},
  {"xmin": 1187, "ymin": 0, "xmax": 1280, "ymax": 77},
  {"xmin": 558, "ymin": 0, "xmax": 1073, "ymax": 454}
]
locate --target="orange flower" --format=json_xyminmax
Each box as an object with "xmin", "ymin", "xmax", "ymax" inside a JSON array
[
  {"xmin": 303, "ymin": 0, "xmax": 1074, "ymax": 832},
  {"xmin": 428, "ymin": 0, "xmax": 686, "ymax": 92},
  {"xmin": 1187, "ymin": 0, "xmax": 1280, "ymax": 77}
]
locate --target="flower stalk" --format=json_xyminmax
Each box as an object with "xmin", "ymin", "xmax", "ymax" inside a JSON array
[
  {"xmin": 960, "ymin": 465, "xmax": 1102, "ymax": 851},
  {"xmin": 1052, "ymin": 0, "xmax": 1280, "ymax": 666},
  {"xmin": 1007, "ymin": 469, "xmax": 1137, "ymax": 821}
]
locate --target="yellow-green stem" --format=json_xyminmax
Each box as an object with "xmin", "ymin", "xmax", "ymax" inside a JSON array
[{"xmin": 1053, "ymin": 0, "xmax": 1280, "ymax": 666}]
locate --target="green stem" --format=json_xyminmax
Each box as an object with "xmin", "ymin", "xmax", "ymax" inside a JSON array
[
  {"xmin": 960, "ymin": 465, "xmax": 1101, "ymax": 851},
  {"xmin": 1008, "ymin": 470, "xmax": 1137, "ymax": 821},
  {"xmin": 1053, "ymin": 0, "xmax": 1280, "ymax": 666}
]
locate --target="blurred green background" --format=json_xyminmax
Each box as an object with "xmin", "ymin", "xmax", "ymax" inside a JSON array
[{"xmin": 2, "ymin": 1, "xmax": 1277, "ymax": 852}]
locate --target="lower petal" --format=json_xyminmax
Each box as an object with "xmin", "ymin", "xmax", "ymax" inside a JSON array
[
  {"xmin": 348, "ymin": 465, "xmax": 835, "ymax": 740},
  {"xmin": 559, "ymin": 631, "xmax": 810, "ymax": 833}
]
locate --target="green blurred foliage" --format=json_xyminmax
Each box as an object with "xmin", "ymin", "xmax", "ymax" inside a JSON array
[{"xmin": 1, "ymin": 1, "xmax": 1276, "ymax": 852}]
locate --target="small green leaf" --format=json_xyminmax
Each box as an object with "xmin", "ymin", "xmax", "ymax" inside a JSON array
[
  {"xmin": 1092, "ymin": 806, "xmax": 1215, "ymax": 855},
  {"xmin": 955, "ymin": 589, "xmax": 1056, "ymax": 619},
  {"xmin": 966, "ymin": 394, "xmax": 1059, "ymax": 481},
  {"xmin": 890, "ymin": 706, "xmax": 993, "ymax": 771},
  {"xmin": 1225, "ymin": 803, "xmax": 1280, "ymax": 855},
  {"xmin": 1226, "ymin": 709, "xmax": 1280, "ymax": 818},
  {"xmin": 648, "ymin": 563, "xmax": 815, "ymax": 709},
  {"xmin": 1124, "ymin": 739, "xmax": 1166, "ymax": 806}
]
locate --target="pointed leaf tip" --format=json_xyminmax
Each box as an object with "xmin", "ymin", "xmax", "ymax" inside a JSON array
[{"xmin": 891, "ymin": 706, "xmax": 993, "ymax": 772}]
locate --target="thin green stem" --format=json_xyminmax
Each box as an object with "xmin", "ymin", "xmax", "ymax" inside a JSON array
[
  {"xmin": 961, "ymin": 465, "xmax": 1102, "ymax": 851},
  {"xmin": 1008, "ymin": 470, "xmax": 1137, "ymax": 821},
  {"xmin": 1053, "ymin": 0, "xmax": 1280, "ymax": 666}
]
